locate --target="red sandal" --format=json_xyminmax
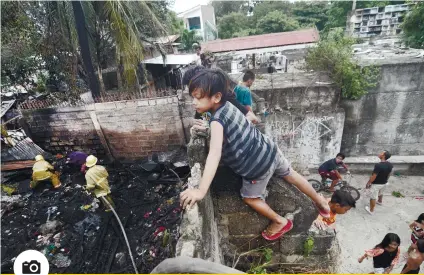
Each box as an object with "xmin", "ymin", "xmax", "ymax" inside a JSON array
[{"xmin": 262, "ymin": 219, "xmax": 293, "ymax": 241}]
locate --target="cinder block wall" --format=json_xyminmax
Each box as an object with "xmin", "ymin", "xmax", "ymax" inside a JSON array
[{"xmin": 21, "ymin": 96, "xmax": 189, "ymax": 159}]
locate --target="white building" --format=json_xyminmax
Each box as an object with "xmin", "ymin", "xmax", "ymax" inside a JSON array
[
  {"xmin": 349, "ymin": 3, "xmax": 414, "ymax": 38},
  {"xmin": 177, "ymin": 5, "xmax": 218, "ymax": 42}
]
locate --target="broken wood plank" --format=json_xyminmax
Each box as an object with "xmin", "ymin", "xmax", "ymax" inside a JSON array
[{"xmin": 1, "ymin": 160, "xmax": 35, "ymax": 171}]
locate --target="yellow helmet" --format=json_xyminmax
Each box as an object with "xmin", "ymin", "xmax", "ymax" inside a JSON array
[
  {"xmin": 35, "ymin": 155, "xmax": 44, "ymax": 161},
  {"xmin": 85, "ymin": 155, "xmax": 98, "ymax": 168}
]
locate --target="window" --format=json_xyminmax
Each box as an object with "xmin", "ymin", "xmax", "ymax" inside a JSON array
[{"xmin": 188, "ymin": 17, "xmax": 201, "ymax": 30}]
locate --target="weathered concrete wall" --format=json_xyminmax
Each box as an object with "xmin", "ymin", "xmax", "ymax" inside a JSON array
[
  {"xmin": 21, "ymin": 97, "xmax": 186, "ymax": 159},
  {"xmin": 182, "ymin": 130, "xmax": 340, "ymax": 273},
  {"xmin": 341, "ymin": 61, "xmax": 424, "ymax": 156},
  {"xmin": 252, "ymin": 73, "xmax": 345, "ymax": 170}
]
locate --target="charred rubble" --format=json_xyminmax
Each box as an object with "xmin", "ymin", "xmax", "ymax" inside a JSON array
[{"xmin": 1, "ymin": 150, "xmax": 189, "ymax": 273}]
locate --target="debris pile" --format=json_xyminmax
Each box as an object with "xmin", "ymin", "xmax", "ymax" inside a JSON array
[{"xmin": 1, "ymin": 151, "xmax": 189, "ymax": 273}]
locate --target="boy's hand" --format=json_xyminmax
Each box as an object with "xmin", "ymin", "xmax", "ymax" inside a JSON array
[
  {"xmin": 358, "ymin": 257, "xmax": 364, "ymax": 263},
  {"xmin": 180, "ymin": 189, "xmax": 205, "ymax": 209},
  {"xmin": 246, "ymin": 111, "xmax": 260, "ymax": 124},
  {"xmin": 313, "ymin": 219, "xmax": 328, "ymax": 230}
]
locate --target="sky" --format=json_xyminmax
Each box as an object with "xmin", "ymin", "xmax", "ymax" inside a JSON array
[{"xmin": 171, "ymin": 0, "xmax": 209, "ymax": 14}]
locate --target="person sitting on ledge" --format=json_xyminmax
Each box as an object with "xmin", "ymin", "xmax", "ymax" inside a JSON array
[{"xmin": 179, "ymin": 68, "xmax": 330, "ymax": 241}]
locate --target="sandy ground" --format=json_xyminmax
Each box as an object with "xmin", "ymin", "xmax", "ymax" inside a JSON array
[{"xmin": 309, "ymin": 173, "xmax": 424, "ymax": 273}]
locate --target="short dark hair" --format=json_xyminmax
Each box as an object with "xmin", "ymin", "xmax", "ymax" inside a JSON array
[
  {"xmin": 182, "ymin": 65, "xmax": 205, "ymax": 86},
  {"xmin": 330, "ymin": 190, "xmax": 356, "ymax": 208},
  {"xmin": 242, "ymin": 70, "xmax": 255, "ymax": 82},
  {"xmin": 383, "ymin": 150, "xmax": 391, "ymax": 160},
  {"xmin": 336, "ymin": 153, "xmax": 345, "ymax": 159},
  {"xmin": 416, "ymin": 213, "xmax": 424, "ymax": 223},
  {"xmin": 188, "ymin": 68, "xmax": 229, "ymax": 102}
]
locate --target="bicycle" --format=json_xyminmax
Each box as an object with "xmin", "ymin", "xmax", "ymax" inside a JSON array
[{"xmin": 308, "ymin": 173, "xmax": 361, "ymax": 201}]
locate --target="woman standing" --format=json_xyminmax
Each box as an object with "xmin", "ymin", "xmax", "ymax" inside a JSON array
[{"xmin": 358, "ymin": 233, "xmax": 401, "ymax": 274}]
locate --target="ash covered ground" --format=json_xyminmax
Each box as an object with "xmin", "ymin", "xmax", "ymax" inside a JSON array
[{"xmin": 1, "ymin": 151, "xmax": 189, "ymax": 273}]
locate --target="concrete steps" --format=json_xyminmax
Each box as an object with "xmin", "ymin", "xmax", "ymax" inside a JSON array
[{"xmin": 343, "ymin": 156, "xmax": 424, "ymax": 175}]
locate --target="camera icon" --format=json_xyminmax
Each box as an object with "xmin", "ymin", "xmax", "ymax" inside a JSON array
[
  {"xmin": 14, "ymin": 250, "xmax": 49, "ymax": 275},
  {"xmin": 22, "ymin": 260, "xmax": 41, "ymax": 274}
]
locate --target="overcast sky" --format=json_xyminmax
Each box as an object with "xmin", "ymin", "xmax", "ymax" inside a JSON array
[{"xmin": 171, "ymin": 0, "xmax": 209, "ymax": 14}]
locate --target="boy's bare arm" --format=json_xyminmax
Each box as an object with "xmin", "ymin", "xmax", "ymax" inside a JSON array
[
  {"xmin": 180, "ymin": 121, "xmax": 223, "ymax": 209},
  {"xmin": 198, "ymin": 121, "xmax": 223, "ymax": 194}
]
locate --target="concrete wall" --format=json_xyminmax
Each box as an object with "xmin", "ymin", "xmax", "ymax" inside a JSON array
[
  {"xmin": 180, "ymin": 130, "xmax": 340, "ymax": 273},
  {"xmin": 21, "ymin": 96, "xmax": 186, "ymax": 160},
  {"xmin": 252, "ymin": 73, "xmax": 345, "ymax": 170},
  {"xmin": 341, "ymin": 61, "xmax": 424, "ymax": 156}
]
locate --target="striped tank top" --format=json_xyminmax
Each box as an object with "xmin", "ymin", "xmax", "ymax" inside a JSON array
[{"xmin": 211, "ymin": 101, "xmax": 278, "ymax": 180}]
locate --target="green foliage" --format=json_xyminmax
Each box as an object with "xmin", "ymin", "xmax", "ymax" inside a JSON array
[
  {"xmin": 217, "ymin": 12, "xmax": 248, "ymax": 39},
  {"xmin": 392, "ymin": 191, "xmax": 405, "ymax": 198},
  {"xmin": 401, "ymin": 2, "xmax": 424, "ymax": 49},
  {"xmin": 256, "ymin": 11, "xmax": 300, "ymax": 35},
  {"xmin": 292, "ymin": 2, "xmax": 330, "ymax": 30},
  {"xmin": 167, "ymin": 11, "xmax": 184, "ymax": 35},
  {"xmin": 211, "ymin": 1, "xmax": 247, "ymax": 18},
  {"xmin": 305, "ymin": 28, "xmax": 380, "ymax": 100},
  {"xmin": 1, "ymin": 1, "xmax": 42, "ymax": 88},
  {"xmin": 303, "ymin": 236, "xmax": 314, "ymax": 257},
  {"xmin": 180, "ymin": 29, "xmax": 202, "ymax": 51},
  {"xmin": 247, "ymin": 248, "xmax": 273, "ymax": 274}
]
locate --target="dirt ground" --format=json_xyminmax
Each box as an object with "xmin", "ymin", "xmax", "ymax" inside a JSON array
[{"xmin": 310, "ymin": 173, "xmax": 424, "ymax": 273}]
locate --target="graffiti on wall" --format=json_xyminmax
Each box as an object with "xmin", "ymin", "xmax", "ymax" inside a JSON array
[{"xmin": 268, "ymin": 115, "xmax": 335, "ymax": 148}]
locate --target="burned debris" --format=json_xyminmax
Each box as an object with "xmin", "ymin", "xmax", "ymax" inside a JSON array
[{"xmin": 1, "ymin": 150, "xmax": 189, "ymax": 273}]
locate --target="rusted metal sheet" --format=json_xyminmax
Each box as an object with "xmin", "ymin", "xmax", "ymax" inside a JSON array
[
  {"xmin": 1, "ymin": 160, "xmax": 36, "ymax": 171},
  {"xmin": 202, "ymin": 28, "xmax": 319, "ymax": 53}
]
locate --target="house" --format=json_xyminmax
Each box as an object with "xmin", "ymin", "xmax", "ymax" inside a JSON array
[
  {"xmin": 177, "ymin": 5, "xmax": 218, "ymax": 41},
  {"xmin": 348, "ymin": 3, "xmax": 414, "ymax": 38},
  {"xmin": 201, "ymin": 28, "xmax": 320, "ymax": 74}
]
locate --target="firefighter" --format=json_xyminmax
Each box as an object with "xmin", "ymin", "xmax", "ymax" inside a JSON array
[
  {"xmin": 84, "ymin": 155, "xmax": 115, "ymax": 211},
  {"xmin": 30, "ymin": 155, "xmax": 61, "ymax": 189}
]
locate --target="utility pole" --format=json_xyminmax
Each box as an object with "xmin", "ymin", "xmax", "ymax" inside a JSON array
[{"xmin": 347, "ymin": 0, "xmax": 357, "ymax": 36}]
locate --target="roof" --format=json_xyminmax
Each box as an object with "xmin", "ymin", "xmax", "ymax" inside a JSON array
[
  {"xmin": 142, "ymin": 54, "xmax": 199, "ymax": 65},
  {"xmin": 1, "ymin": 100, "xmax": 16, "ymax": 118},
  {"xmin": 201, "ymin": 28, "xmax": 319, "ymax": 53},
  {"xmin": 177, "ymin": 5, "xmax": 202, "ymax": 17},
  {"xmin": 1, "ymin": 137, "xmax": 49, "ymax": 162}
]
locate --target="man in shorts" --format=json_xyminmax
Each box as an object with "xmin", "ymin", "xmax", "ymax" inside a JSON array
[{"xmin": 365, "ymin": 150, "xmax": 393, "ymax": 215}]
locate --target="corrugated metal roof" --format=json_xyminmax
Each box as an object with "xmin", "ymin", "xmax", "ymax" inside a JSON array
[
  {"xmin": 1, "ymin": 137, "xmax": 50, "ymax": 162},
  {"xmin": 142, "ymin": 54, "xmax": 199, "ymax": 65},
  {"xmin": 1, "ymin": 100, "xmax": 16, "ymax": 118},
  {"xmin": 202, "ymin": 28, "xmax": 319, "ymax": 53}
]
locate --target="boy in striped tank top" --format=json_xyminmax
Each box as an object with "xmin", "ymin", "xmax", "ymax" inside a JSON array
[{"xmin": 180, "ymin": 69, "xmax": 331, "ymax": 241}]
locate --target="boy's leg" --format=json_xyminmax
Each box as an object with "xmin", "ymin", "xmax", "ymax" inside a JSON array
[
  {"xmin": 282, "ymin": 169, "xmax": 329, "ymax": 212},
  {"xmin": 243, "ymin": 197, "xmax": 288, "ymax": 234},
  {"xmin": 328, "ymin": 170, "xmax": 341, "ymax": 192}
]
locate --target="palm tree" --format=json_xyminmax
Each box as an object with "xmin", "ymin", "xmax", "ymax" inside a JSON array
[
  {"xmin": 72, "ymin": 1, "xmax": 101, "ymax": 98},
  {"xmin": 52, "ymin": 0, "xmax": 169, "ymax": 100}
]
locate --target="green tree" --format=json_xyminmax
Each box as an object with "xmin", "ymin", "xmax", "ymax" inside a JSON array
[
  {"xmin": 1, "ymin": 2, "xmax": 42, "ymax": 89},
  {"xmin": 217, "ymin": 12, "xmax": 248, "ymax": 39},
  {"xmin": 305, "ymin": 28, "xmax": 380, "ymax": 99},
  {"xmin": 256, "ymin": 11, "xmax": 300, "ymax": 35},
  {"xmin": 211, "ymin": 1, "xmax": 247, "ymax": 18},
  {"xmin": 292, "ymin": 1, "xmax": 329, "ymax": 30},
  {"xmin": 180, "ymin": 29, "xmax": 202, "ymax": 51},
  {"xmin": 167, "ymin": 11, "xmax": 184, "ymax": 35},
  {"xmin": 401, "ymin": 2, "xmax": 424, "ymax": 49}
]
